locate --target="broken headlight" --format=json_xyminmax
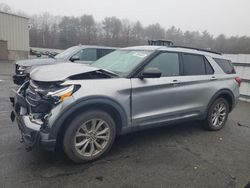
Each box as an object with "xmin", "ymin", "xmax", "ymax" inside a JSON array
[
  {"xmin": 17, "ymin": 65, "xmax": 31, "ymax": 75},
  {"xmin": 45, "ymin": 84, "xmax": 80, "ymax": 103}
]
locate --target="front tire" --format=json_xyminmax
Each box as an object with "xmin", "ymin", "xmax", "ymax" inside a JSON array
[
  {"xmin": 63, "ymin": 110, "xmax": 116, "ymax": 163},
  {"xmin": 203, "ymin": 98, "xmax": 229, "ymax": 131}
]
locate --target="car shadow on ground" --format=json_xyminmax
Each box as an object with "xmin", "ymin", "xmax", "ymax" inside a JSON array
[
  {"xmin": 30, "ymin": 121, "xmax": 203, "ymax": 165},
  {"xmin": 17, "ymin": 121, "xmax": 204, "ymax": 179}
]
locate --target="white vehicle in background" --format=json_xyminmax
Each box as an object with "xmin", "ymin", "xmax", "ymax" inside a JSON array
[{"xmin": 13, "ymin": 45, "xmax": 117, "ymax": 85}]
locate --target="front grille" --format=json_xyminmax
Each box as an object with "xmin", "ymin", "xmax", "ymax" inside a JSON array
[
  {"xmin": 25, "ymin": 80, "xmax": 52, "ymax": 114},
  {"xmin": 25, "ymin": 84, "xmax": 42, "ymax": 107}
]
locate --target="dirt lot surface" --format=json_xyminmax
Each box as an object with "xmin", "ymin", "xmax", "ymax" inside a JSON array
[{"xmin": 0, "ymin": 61, "xmax": 249, "ymax": 188}]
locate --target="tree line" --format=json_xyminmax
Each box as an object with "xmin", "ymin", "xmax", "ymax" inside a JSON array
[
  {"xmin": 29, "ymin": 13, "xmax": 250, "ymax": 54},
  {"xmin": 1, "ymin": 3, "xmax": 250, "ymax": 53}
]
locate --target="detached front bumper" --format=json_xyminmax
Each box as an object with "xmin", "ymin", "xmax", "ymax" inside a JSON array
[{"xmin": 10, "ymin": 91, "xmax": 56, "ymax": 151}]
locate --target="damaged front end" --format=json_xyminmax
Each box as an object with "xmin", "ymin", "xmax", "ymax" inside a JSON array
[
  {"xmin": 10, "ymin": 63, "xmax": 117, "ymax": 152},
  {"xmin": 10, "ymin": 80, "xmax": 80, "ymax": 151}
]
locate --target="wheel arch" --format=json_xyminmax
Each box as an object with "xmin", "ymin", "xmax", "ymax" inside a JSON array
[
  {"xmin": 49, "ymin": 96, "xmax": 128, "ymax": 142},
  {"xmin": 206, "ymin": 89, "xmax": 235, "ymax": 116}
]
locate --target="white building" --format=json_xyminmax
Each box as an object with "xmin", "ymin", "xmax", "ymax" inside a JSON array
[{"xmin": 0, "ymin": 11, "xmax": 29, "ymax": 60}]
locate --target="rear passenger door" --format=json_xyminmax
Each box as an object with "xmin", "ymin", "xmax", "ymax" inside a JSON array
[{"xmin": 177, "ymin": 53, "xmax": 216, "ymax": 115}]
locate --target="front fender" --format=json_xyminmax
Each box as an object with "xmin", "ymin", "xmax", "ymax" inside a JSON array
[{"xmin": 48, "ymin": 96, "xmax": 129, "ymax": 140}]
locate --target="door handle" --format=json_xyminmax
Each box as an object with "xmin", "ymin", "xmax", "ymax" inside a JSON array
[
  {"xmin": 210, "ymin": 76, "xmax": 217, "ymax": 81},
  {"xmin": 170, "ymin": 80, "xmax": 181, "ymax": 86}
]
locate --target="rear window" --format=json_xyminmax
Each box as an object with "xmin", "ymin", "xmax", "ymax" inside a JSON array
[{"xmin": 213, "ymin": 58, "xmax": 235, "ymax": 74}]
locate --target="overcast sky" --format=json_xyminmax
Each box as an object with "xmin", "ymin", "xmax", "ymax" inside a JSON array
[{"xmin": 1, "ymin": 0, "xmax": 250, "ymax": 37}]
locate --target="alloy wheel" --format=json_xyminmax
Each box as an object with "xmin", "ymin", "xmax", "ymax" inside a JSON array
[
  {"xmin": 211, "ymin": 102, "xmax": 227, "ymax": 127},
  {"xmin": 74, "ymin": 119, "xmax": 111, "ymax": 157}
]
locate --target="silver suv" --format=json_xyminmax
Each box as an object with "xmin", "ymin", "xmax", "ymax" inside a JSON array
[{"xmin": 10, "ymin": 46, "xmax": 240, "ymax": 163}]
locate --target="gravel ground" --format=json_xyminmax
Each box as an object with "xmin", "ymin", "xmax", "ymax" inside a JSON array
[{"xmin": 0, "ymin": 61, "xmax": 249, "ymax": 188}]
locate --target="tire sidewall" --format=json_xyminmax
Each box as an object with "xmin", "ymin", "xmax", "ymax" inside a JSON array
[
  {"xmin": 63, "ymin": 110, "xmax": 116, "ymax": 163},
  {"xmin": 206, "ymin": 98, "xmax": 229, "ymax": 131}
]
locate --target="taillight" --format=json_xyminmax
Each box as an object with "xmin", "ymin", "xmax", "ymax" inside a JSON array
[{"xmin": 235, "ymin": 76, "xmax": 241, "ymax": 87}]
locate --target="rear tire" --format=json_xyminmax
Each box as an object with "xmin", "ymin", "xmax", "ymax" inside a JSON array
[
  {"xmin": 63, "ymin": 110, "xmax": 116, "ymax": 163},
  {"xmin": 203, "ymin": 98, "xmax": 229, "ymax": 131}
]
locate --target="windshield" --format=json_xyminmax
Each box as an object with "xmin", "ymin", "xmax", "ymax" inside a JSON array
[
  {"xmin": 91, "ymin": 50, "xmax": 153, "ymax": 76},
  {"xmin": 55, "ymin": 46, "xmax": 79, "ymax": 60}
]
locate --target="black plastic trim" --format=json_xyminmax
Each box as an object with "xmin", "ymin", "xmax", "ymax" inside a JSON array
[
  {"xmin": 48, "ymin": 96, "xmax": 129, "ymax": 140},
  {"xmin": 171, "ymin": 45, "xmax": 221, "ymax": 55},
  {"xmin": 205, "ymin": 89, "xmax": 236, "ymax": 117}
]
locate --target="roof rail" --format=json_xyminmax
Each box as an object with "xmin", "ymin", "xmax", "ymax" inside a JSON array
[{"xmin": 171, "ymin": 45, "xmax": 222, "ymax": 55}]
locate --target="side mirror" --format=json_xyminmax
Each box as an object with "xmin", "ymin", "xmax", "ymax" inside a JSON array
[
  {"xmin": 70, "ymin": 55, "xmax": 80, "ymax": 62},
  {"xmin": 139, "ymin": 67, "xmax": 162, "ymax": 79}
]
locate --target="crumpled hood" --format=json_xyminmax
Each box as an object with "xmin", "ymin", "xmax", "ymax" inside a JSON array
[
  {"xmin": 16, "ymin": 58, "xmax": 56, "ymax": 67},
  {"xmin": 30, "ymin": 63, "xmax": 100, "ymax": 82}
]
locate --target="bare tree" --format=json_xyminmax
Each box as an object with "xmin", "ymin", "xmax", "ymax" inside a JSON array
[
  {"xmin": 102, "ymin": 17, "xmax": 122, "ymax": 46},
  {"xmin": 145, "ymin": 23, "xmax": 165, "ymax": 39},
  {"xmin": 79, "ymin": 15, "xmax": 96, "ymax": 44},
  {"xmin": 2, "ymin": 2, "xmax": 245, "ymax": 53}
]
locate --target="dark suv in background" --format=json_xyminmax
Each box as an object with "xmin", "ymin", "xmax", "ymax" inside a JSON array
[{"xmin": 13, "ymin": 45, "xmax": 116, "ymax": 85}]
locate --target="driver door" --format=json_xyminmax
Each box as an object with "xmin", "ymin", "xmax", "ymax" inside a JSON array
[{"xmin": 131, "ymin": 52, "xmax": 186, "ymax": 127}]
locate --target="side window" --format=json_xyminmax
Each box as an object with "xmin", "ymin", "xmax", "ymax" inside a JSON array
[
  {"xmin": 144, "ymin": 52, "xmax": 180, "ymax": 77},
  {"xmin": 182, "ymin": 53, "xmax": 206, "ymax": 75},
  {"xmin": 213, "ymin": 58, "xmax": 236, "ymax": 74},
  {"xmin": 77, "ymin": 48, "xmax": 97, "ymax": 61},
  {"xmin": 97, "ymin": 49, "xmax": 114, "ymax": 59},
  {"xmin": 204, "ymin": 58, "xmax": 214, "ymax": 74}
]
